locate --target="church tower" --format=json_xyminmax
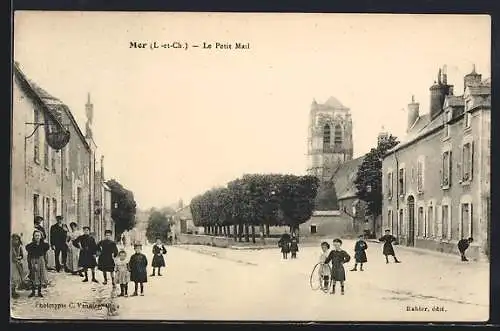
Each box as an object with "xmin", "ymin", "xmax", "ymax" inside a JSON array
[{"xmin": 307, "ymin": 96, "xmax": 354, "ymax": 181}]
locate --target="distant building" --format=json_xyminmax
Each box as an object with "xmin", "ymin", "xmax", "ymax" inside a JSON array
[
  {"xmin": 382, "ymin": 66, "xmax": 490, "ymax": 260},
  {"xmin": 172, "ymin": 205, "xmax": 197, "ymax": 236}
]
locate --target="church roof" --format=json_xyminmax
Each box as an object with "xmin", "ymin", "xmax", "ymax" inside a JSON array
[
  {"xmin": 324, "ymin": 96, "xmax": 346, "ymax": 108},
  {"xmin": 330, "ymin": 156, "xmax": 366, "ymax": 200}
]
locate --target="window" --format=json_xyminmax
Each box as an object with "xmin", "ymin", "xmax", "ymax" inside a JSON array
[
  {"xmin": 44, "ymin": 138, "xmax": 50, "ymax": 169},
  {"xmin": 398, "ymin": 168, "xmax": 405, "ymax": 196},
  {"xmin": 461, "ymin": 203, "xmax": 472, "ymax": 238},
  {"xmin": 444, "ymin": 123, "xmax": 449, "ymax": 138},
  {"xmin": 442, "ymin": 205, "xmax": 449, "ymax": 240},
  {"xmin": 51, "ymin": 148, "xmax": 56, "ymax": 173},
  {"xmin": 34, "ymin": 109, "xmax": 40, "ymax": 163},
  {"xmin": 45, "ymin": 197, "xmax": 50, "ymax": 224},
  {"xmin": 462, "ymin": 142, "xmax": 473, "ymax": 182},
  {"xmin": 427, "ymin": 206, "xmax": 433, "ymax": 238},
  {"xmin": 52, "ymin": 198, "xmax": 57, "ymax": 219},
  {"xmin": 464, "ymin": 112, "xmax": 471, "ymax": 129},
  {"xmin": 323, "ymin": 124, "xmax": 331, "ymax": 150},
  {"xmin": 417, "ymin": 159, "xmax": 424, "ymax": 193},
  {"xmin": 387, "ymin": 172, "xmax": 393, "ymax": 197},
  {"xmin": 417, "ymin": 207, "xmax": 424, "ymax": 237},
  {"xmin": 310, "ymin": 225, "xmax": 317, "ymax": 234},
  {"xmin": 64, "ymin": 146, "xmax": 70, "ymax": 178},
  {"xmin": 398, "ymin": 209, "xmax": 404, "ymax": 237},
  {"xmin": 33, "ymin": 194, "xmax": 40, "ymax": 218},
  {"xmin": 334, "ymin": 124, "xmax": 342, "ymax": 146},
  {"xmin": 442, "ymin": 151, "xmax": 452, "ymax": 188},
  {"xmin": 77, "ymin": 146, "xmax": 81, "ymax": 175},
  {"xmin": 388, "ymin": 210, "xmax": 393, "ymax": 233}
]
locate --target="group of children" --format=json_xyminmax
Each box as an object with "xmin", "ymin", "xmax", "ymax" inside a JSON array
[
  {"xmin": 11, "ymin": 225, "xmax": 169, "ymax": 299},
  {"xmin": 316, "ymin": 229, "xmax": 402, "ymax": 295},
  {"xmin": 278, "ymin": 234, "xmax": 299, "ymax": 259}
]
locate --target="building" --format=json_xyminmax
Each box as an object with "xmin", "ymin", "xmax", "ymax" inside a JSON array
[
  {"xmin": 382, "ymin": 66, "xmax": 490, "ymax": 260},
  {"xmin": 303, "ymin": 97, "xmax": 374, "ymax": 238},
  {"xmin": 172, "ymin": 205, "xmax": 197, "ymax": 236},
  {"xmin": 12, "ymin": 63, "xmax": 70, "ymax": 241}
]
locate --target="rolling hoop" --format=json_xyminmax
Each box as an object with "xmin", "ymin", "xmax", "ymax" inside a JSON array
[{"xmin": 310, "ymin": 263, "xmax": 331, "ymax": 291}]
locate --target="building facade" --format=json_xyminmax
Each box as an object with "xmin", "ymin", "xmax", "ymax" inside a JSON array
[{"xmin": 382, "ymin": 66, "xmax": 490, "ymax": 260}]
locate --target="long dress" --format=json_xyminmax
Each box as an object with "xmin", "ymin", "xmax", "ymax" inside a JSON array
[
  {"xmin": 25, "ymin": 241, "xmax": 50, "ymax": 287},
  {"xmin": 318, "ymin": 251, "xmax": 331, "ymax": 277},
  {"xmin": 151, "ymin": 244, "xmax": 167, "ymax": 267},
  {"xmin": 379, "ymin": 234, "xmax": 396, "ymax": 256},
  {"xmin": 114, "ymin": 259, "xmax": 130, "ymax": 285},
  {"xmin": 324, "ymin": 249, "xmax": 351, "ymax": 282},
  {"xmin": 354, "ymin": 240, "xmax": 368, "ymax": 263},
  {"xmin": 11, "ymin": 244, "xmax": 25, "ymax": 288},
  {"xmin": 97, "ymin": 239, "xmax": 119, "ymax": 272},
  {"xmin": 66, "ymin": 230, "xmax": 82, "ymax": 272},
  {"xmin": 129, "ymin": 253, "xmax": 148, "ymax": 283},
  {"xmin": 278, "ymin": 237, "xmax": 291, "ymax": 253},
  {"xmin": 74, "ymin": 234, "xmax": 98, "ymax": 268}
]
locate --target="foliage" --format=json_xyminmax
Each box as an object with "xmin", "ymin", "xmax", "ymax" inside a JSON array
[
  {"xmin": 106, "ymin": 179, "xmax": 137, "ymax": 236},
  {"xmin": 354, "ymin": 134, "xmax": 399, "ymax": 219},
  {"xmin": 190, "ymin": 174, "xmax": 320, "ymax": 229},
  {"xmin": 314, "ymin": 181, "xmax": 338, "ymax": 211},
  {"xmin": 145, "ymin": 210, "xmax": 171, "ymax": 243}
]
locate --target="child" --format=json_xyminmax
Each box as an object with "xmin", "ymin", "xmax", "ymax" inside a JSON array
[
  {"xmin": 115, "ymin": 250, "xmax": 131, "ymax": 297},
  {"xmin": 129, "ymin": 244, "xmax": 148, "ymax": 296},
  {"xmin": 73, "ymin": 226, "xmax": 99, "ymax": 283},
  {"xmin": 11, "ymin": 234, "xmax": 25, "ymax": 298},
  {"xmin": 324, "ymin": 238, "xmax": 351, "ymax": 295},
  {"xmin": 458, "ymin": 237, "xmax": 474, "ymax": 261},
  {"xmin": 318, "ymin": 242, "xmax": 331, "ymax": 292},
  {"xmin": 290, "ymin": 235, "xmax": 299, "ymax": 259},
  {"xmin": 351, "ymin": 234, "xmax": 368, "ymax": 271},
  {"xmin": 278, "ymin": 235, "xmax": 291, "ymax": 260},
  {"xmin": 379, "ymin": 229, "xmax": 401, "ymax": 264},
  {"xmin": 97, "ymin": 230, "xmax": 119, "ymax": 286},
  {"xmin": 25, "ymin": 230, "xmax": 50, "ymax": 297},
  {"xmin": 151, "ymin": 238, "xmax": 167, "ymax": 276}
]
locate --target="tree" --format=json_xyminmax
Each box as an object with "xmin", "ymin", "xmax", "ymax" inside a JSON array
[
  {"xmin": 146, "ymin": 210, "xmax": 171, "ymax": 243},
  {"xmin": 106, "ymin": 179, "xmax": 137, "ymax": 238},
  {"xmin": 354, "ymin": 134, "xmax": 399, "ymax": 222}
]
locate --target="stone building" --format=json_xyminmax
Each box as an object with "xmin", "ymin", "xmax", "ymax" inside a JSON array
[
  {"xmin": 12, "ymin": 63, "xmax": 69, "ymax": 241},
  {"xmin": 382, "ymin": 66, "xmax": 490, "ymax": 260}
]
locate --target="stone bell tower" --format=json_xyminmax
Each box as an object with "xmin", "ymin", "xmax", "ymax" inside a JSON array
[{"xmin": 307, "ymin": 96, "xmax": 353, "ymax": 181}]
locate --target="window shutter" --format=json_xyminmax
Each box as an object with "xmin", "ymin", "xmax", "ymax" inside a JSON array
[
  {"xmin": 470, "ymin": 141, "xmax": 474, "ymax": 181},
  {"xmin": 470, "ymin": 203, "xmax": 473, "ymax": 238},
  {"xmin": 449, "ymin": 151, "xmax": 452, "ymax": 186}
]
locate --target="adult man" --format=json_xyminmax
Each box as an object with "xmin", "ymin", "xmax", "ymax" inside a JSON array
[
  {"xmin": 458, "ymin": 237, "xmax": 474, "ymax": 261},
  {"xmin": 50, "ymin": 216, "xmax": 68, "ymax": 272}
]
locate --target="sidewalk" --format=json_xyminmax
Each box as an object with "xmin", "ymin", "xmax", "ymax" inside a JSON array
[{"xmin": 11, "ymin": 270, "xmax": 117, "ymax": 320}]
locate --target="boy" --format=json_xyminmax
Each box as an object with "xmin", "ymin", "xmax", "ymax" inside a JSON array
[
  {"xmin": 97, "ymin": 230, "xmax": 119, "ymax": 286},
  {"xmin": 351, "ymin": 234, "xmax": 368, "ymax": 271},
  {"xmin": 290, "ymin": 235, "xmax": 299, "ymax": 259},
  {"xmin": 458, "ymin": 237, "xmax": 474, "ymax": 261},
  {"xmin": 129, "ymin": 244, "xmax": 148, "ymax": 296},
  {"xmin": 379, "ymin": 229, "xmax": 401, "ymax": 264},
  {"xmin": 73, "ymin": 226, "xmax": 99, "ymax": 283},
  {"xmin": 324, "ymin": 238, "xmax": 351, "ymax": 295}
]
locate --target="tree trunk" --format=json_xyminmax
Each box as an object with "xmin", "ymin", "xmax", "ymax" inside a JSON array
[
  {"xmin": 227, "ymin": 226, "xmax": 231, "ymax": 237},
  {"xmin": 251, "ymin": 225, "xmax": 256, "ymax": 243},
  {"xmin": 233, "ymin": 224, "xmax": 237, "ymax": 241},
  {"xmin": 265, "ymin": 224, "xmax": 270, "ymax": 237},
  {"xmin": 223, "ymin": 226, "xmax": 227, "ymax": 236},
  {"xmin": 238, "ymin": 224, "xmax": 243, "ymax": 242},
  {"xmin": 244, "ymin": 224, "xmax": 250, "ymax": 242},
  {"xmin": 204, "ymin": 227, "xmax": 207, "ymax": 235}
]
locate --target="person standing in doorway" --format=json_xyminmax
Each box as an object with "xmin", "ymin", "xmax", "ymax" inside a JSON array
[
  {"xmin": 379, "ymin": 229, "xmax": 401, "ymax": 264},
  {"xmin": 97, "ymin": 230, "xmax": 119, "ymax": 286},
  {"xmin": 73, "ymin": 226, "xmax": 99, "ymax": 283},
  {"xmin": 351, "ymin": 234, "xmax": 368, "ymax": 271},
  {"xmin": 50, "ymin": 216, "xmax": 69, "ymax": 272},
  {"xmin": 458, "ymin": 237, "xmax": 474, "ymax": 261}
]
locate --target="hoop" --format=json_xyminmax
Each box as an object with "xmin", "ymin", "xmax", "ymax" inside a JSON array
[{"xmin": 310, "ymin": 262, "xmax": 331, "ymax": 291}]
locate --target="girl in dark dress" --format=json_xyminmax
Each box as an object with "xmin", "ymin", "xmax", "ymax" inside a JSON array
[
  {"xmin": 129, "ymin": 244, "xmax": 148, "ymax": 296},
  {"xmin": 278, "ymin": 234, "xmax": 291, "ymax": 259},
  {"xmin": 151, "ymin": 238, "xmax": 167, "ymax": 276},
  {"xmin": 73, "ymin": 226, "xmax": 99, "ymax": 283},
  {"xmin": 379, "ymin": 229, "xmax": 401, "ymax": 264},
  {"xmin": 351, "ymin": 234, "xmax": 368, "ymax": 271},
  {"xmin": 97, "ymin": 230, "xmax": 119, "ymax": 286},
  {"xmin": 324, "ymin": 238, "xmax": 351, "ymax": 295},
  {"xmin": 290, "ymin": 236, "xmax": 299, "ymax": 259},
  {"xmin": 25, "ymin": 230, "xmax": 50, "ymax": 297}
]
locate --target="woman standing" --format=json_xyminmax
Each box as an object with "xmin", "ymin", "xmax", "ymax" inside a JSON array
[
  {"xmin": 11, "ymin": 234, "xmax": 25, "ymax": 298},
  {"xmin": 66, "ymin": 222, "xmax": 83, "ymax": 276},
  {"xmin": 278, "ymin": 233, "xmax": 291, "ymax": 260},
  {"xmin": 25, "ymin": 230, "xmax": 50, "ymax": 297}
]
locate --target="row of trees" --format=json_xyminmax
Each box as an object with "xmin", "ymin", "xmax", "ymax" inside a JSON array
[
  {"xmin": 190, "ymin": 174, "xmax": 320, "ymax": 243},
  {"xmin": 106, "ymin": 179, "xmax": 138, "ymax": 240}
]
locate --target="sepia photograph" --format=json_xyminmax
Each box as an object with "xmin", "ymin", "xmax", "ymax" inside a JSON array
[{"xmin": 11, "ymin": 12, "xmax": 491, "ymax": 322}]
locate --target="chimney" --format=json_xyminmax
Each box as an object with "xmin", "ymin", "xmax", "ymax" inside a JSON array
[
  {"xmin": 464, "ymin": 64, "xmax": 482, "ymax": 92},
  {"xmin": 100, "ymin": 155, "xmax": 104, "ymax": 181},
  {"xmin": 429, "ymin": 66, "xmax": 453, "ymax": 120},
  {"xmin": 407, "ymin": 95, "xmax": 420, "ymax": 132}
]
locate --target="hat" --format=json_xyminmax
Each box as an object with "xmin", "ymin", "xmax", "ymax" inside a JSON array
[
  {"xmin": 332, "ymin": 238, "xmax": 342, "ymax": 244},
  {"xmin": 104, "ymin": 230, "xmax": 113, "ymax": 235}
]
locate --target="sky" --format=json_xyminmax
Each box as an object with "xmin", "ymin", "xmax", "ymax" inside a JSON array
[{"xmin": 13, "ymin": 12, "xmax": 491, "ymax": 209}]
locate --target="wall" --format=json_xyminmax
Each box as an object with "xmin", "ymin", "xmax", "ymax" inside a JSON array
[
  {"xmin": 299, "ymin": 215, "xmax": 355, "ymax": 238},
  {"xmin": 382, "ymin": 108, "xmax": 489, "ymax": 260}
]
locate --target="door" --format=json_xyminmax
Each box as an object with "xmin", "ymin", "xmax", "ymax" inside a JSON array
[
  {"xmin": 180, "ymin": 219, "xmax": 187, "ymax": 234},
  {"xmin": 407, "ymin": 196, "xmax": 415, "ymax": 246}
]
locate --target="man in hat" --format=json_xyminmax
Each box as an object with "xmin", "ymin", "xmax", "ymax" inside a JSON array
[{"xmin": 50, "ymin": 215, "xmax": 68, "ymax": 272}]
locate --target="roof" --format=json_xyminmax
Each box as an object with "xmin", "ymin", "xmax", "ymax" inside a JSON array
[
  {"xmin": 174, "ymin": 205, "xmax": 192, "ymax": 220},
  {"xmin": 324, "ymin": 96, "xmax": 345, "ymax": 109},
  {"xmin": 330, "ymin": 156, "xmax": 366, "ymax": 200},
  {"xmin": 445, "ymin": 95, "xmax": 465, "ymax": 107}
]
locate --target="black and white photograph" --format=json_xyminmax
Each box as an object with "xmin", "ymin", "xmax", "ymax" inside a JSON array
[{"xmin": 11, "ymin": 12, "xmax": 491, "ymax": 322}]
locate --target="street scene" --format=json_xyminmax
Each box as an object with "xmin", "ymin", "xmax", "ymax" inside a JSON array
[{"xmin": 11, "ymin": 13, "xmax": 490, "ymax": 322}]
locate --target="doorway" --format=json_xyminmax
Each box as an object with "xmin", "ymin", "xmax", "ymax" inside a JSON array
[{"xmin": 407, "ymin": 196, "xmax": 415, "ymax": 246}]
